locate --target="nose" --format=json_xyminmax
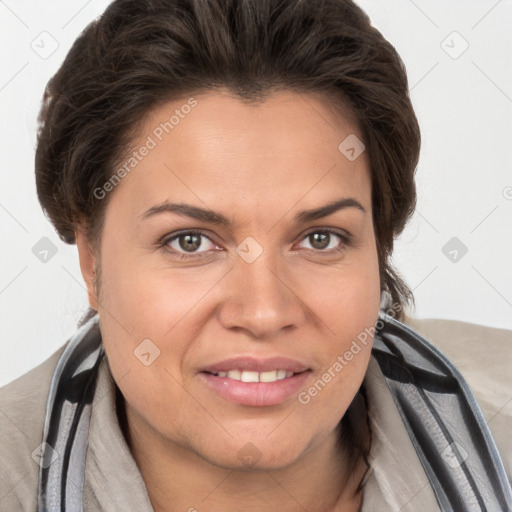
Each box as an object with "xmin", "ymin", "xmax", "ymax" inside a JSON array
[{"xmin": 217, "ymin": 250, "xmax": 307, "ymax": 339}]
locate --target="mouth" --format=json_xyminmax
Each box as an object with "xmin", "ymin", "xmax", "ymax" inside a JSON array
[
  {"xmin": 199, "ymin": 357, "xmax": 311, "ymax": 406},
  {"xmin": 205, "ymin": 369, "xmax": 297, "ymax": 382}
]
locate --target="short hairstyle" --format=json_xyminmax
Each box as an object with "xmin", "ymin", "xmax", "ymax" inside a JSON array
[{"xmin": 35, "ymin": 0, "xmax": 420, "ymax": 318}]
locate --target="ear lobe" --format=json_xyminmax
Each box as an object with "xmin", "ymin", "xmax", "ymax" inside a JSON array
[{"xmin": 75, "ymin": 228, "xmax": 99, "ymax": 311}]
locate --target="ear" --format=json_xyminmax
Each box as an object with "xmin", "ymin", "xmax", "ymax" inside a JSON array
[{"xmin": 75, "ymin": 227, "xmax": 99, "ymax": 311}]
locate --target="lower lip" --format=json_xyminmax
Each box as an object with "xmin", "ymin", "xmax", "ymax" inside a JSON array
[{"xmin": 200, "ymin": 371, "xmax": 311, "ymax": 406}]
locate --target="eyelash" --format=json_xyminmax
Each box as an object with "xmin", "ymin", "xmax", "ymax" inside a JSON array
[{"xmin": 158, "ymin": 228, "xmax": 352, "ymax": 260}]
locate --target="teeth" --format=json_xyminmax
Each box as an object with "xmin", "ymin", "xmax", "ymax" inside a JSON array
[
  {"xmin": 259, "ymin": 370, "xmax": 277, "ymax": 382},
  {"xmin": 215, "ymin": 369, "xmax": 295, "ymax": 382},
  {"xmin": 240, "ymin": 371, "xmax": 259, "ymax": 383}
]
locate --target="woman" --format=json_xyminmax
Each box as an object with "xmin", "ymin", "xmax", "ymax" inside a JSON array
[{"xmin": 1, "ymin": 0, "xmax": 510, "ymax": 510}]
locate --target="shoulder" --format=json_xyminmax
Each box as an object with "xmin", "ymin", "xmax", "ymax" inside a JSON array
[
  {"xmin": 402, "ymin": 315, "xmax": 512, "ymax": 481},
  {"xmin": 401, "ymin": 315, "xmax": 512, "ymax": 405},
  {"xmin": 0, "ymin": 343, "xmax": 67, "ymax": 511}
]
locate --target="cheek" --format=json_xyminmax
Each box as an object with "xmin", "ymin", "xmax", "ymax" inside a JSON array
[
  {"xmin": 304, "ymin": 240, "xmax": 381, "ymax": 338},
  {"xmin": 296, "ymin": 310, "xmax": 378, "ymax": 439},
  {"xmin": 98, "ymin": 233, "xmax": 226, "ymax": 338},
  {"xmin": 96, "ymin": 251, "xmax": 232, "ymax": 418},
  {"xmin": 292, "ymin": 250, "xmax": 380, "ymax": 432}
]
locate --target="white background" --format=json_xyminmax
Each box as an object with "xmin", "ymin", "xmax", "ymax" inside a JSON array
[{"xmin": 1, "ymin": 0, "xmax": 511, "ymax": 385}]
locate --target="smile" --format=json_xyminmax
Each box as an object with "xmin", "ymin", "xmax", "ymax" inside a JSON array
[
  {"xmin": 199, "ymin": 357, "xmax": 312, "ymax": 407},
  {"xmin": 210, "ymin": 369, "xmax": 295, "ymax": 382}
]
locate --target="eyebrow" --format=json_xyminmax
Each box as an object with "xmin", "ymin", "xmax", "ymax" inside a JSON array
[{"xmin": 140, "ymin": 197, "xmax": 366, "ymax": 226}]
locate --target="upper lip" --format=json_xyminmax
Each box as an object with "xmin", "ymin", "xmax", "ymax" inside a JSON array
[{"xmin": 200, "ymin": 356, "xmax": 310, "ymax": 374}]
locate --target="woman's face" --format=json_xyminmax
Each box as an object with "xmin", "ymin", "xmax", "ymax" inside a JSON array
[{"xmin": 78, "ymin": 88, "xmax": 381, "ymax": 470}]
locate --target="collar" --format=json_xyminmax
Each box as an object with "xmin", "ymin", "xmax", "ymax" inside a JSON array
[
  {"xmin": 82, "ymin": 355, "xmax": 154, "ymax": 511},
  {"xmin": 360, "ymin": 357, "xmax": 439, "ymax": 510}
]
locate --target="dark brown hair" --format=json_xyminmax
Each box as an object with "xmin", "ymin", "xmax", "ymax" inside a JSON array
[{"xmin": 35, "ymin": 0, "xmax": 420, "ymax": 317}]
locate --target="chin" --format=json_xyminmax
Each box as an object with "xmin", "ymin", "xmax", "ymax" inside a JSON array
[{"xmin": 196, "ymin": 436, "xmax": 307, "ymax": 472}]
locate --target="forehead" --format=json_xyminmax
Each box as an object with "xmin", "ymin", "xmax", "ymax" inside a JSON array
[{"xmin": 109, "ymin": 88, "xmax": 371, "ymax": 218}]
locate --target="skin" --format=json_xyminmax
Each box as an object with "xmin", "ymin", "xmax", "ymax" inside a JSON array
[{"xmin": 76, "ymin": 88, "xmax": 381, "ymax": 511}]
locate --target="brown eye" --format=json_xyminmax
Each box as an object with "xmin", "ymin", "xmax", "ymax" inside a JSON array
[
  {"xmin": 308, "ymin": 232, "xmax": 330, "ymax": 250},
  {"xmin": 165, "ymin": 231, "xmax": 218, "ymax": 255},
  {"xmin": 178, "ymin": 233, "xmax": 202, "ymax": 252},
  {"xmin": 298, "ymin": 230, "xmax": 347, "ymax": 252}
]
